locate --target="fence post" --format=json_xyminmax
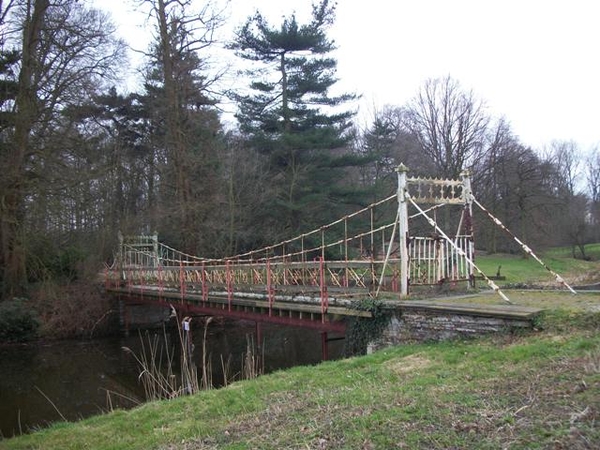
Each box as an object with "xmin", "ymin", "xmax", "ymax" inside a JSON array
[{"xmin": 396, "ymin": 164, "xmax": 410, "ymax": 297}]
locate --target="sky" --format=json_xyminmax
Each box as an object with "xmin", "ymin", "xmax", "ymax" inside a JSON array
[{"xmin": 96, "ymin": 0, "xmax": 599, "ymax": 152}]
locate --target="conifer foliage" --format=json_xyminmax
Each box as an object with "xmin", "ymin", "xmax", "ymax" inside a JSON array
[{"xmin": 231, "ymin": 0, "xmax": 358, "ymax": 235}]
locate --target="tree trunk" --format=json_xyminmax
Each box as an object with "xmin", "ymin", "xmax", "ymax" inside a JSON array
[{"xmin": 1, "ymin": 0, "xmax": 49, "ymax": 299}]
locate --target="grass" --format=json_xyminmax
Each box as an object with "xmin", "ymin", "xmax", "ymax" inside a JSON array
[
  {"xmin": 445, "ymin": 289, "xmax": 598, "ymax": 308},
  {"xmin": 475, "ymin": 245, "xmax": 600, "ymax": 287},
  {"xmin": 546, "ymin": 243, "xmax": 600, "ymax": 260},
  {"xmin": 2, "ymin": 292, "xmax": 600, "ymax": 449},
  {"xmin": 2, "ymin": 248, "xmax": 599, "ymax": 449}
]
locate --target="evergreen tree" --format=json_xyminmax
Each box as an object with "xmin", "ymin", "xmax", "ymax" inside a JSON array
[
  {"xmin": 231, "ymin": 0, "xmax": 358, "ymax": 237},
  {"xmin": 360, "ymin": 116, "xmax": 398, "ymax": 195},
  {"xmin": 67, "ymin": 88, "xmax": 156, "ymax": 235}
]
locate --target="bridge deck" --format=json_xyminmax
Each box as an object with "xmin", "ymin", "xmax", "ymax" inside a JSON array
[
  {"xmin": 108, "ymin": 283, "xmax": 543, "ymax": 336},
  {"xmin": 107, "ymin": 284, "xmax": 372, "ymax": 333},
  {"xmin": 108, "ymin": 285, "xmax": 372, "ymax": 317}
]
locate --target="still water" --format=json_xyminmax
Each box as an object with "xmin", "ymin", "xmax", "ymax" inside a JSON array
[{"xmin": 0, "ymin": 319, "xmax": 344, "ymax": 438}]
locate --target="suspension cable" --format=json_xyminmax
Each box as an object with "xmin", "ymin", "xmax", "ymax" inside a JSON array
[{"xmin": 472, "ymin": 197, "xmax": 577, "ymax": 294}]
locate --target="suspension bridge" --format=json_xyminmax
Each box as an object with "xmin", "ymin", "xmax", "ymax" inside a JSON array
[{"xmin": 104, "ymin": 165, "xmax": 571, "ymax": 351}]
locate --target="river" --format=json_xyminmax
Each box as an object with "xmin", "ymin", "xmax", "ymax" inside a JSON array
[{"xmin": 0, "ymin": 319, "xmax": 344, "ymax": 438}]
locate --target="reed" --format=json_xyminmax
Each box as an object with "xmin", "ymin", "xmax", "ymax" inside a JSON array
[
  {"xmin": 200, "ymin": 317, "xmax": 213, "ymax": 390},
  {"xmin": 123, "ymin": 308, "xmax": 268, "ymax": 401},
  {"xmin": 220, "ymin": 354, "xmax": 233, "ymax": 387},
  {"xmin": 241, "ymin": 333, "xmax": 263, "ymax": 380},
  {"xmin": 122, "ymin": 306, "xmax": 202, "ymax": 400}
]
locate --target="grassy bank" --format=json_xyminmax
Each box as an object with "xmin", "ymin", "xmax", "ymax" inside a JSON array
[
  {"xmin": 2, "ymin": 247, "xmax": 599, "ymax": 449},
  {"xmin": 2, "ymin": 291, "xmax": 599, "ymax": 449},
  {"xmin": 475, "ymin": 245, "xmax": 600, "ymax": 287}
]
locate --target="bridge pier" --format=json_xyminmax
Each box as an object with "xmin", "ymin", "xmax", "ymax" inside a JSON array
[
  {"xmin": 255, "ymin": 321, "xmax": 263, "ymax": 368},
  {"xmin": 321, "ymin": 332, "xmax": 328, "ymax": 361},
  {"xmin": 118, "ymin": 297, "xmax": 130, "ymax": 336}
]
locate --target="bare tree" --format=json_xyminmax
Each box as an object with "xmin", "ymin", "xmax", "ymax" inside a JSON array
[
  {"xmin": 0, "ymin": 0, "xmax": 125, "ymax": 298},
  {"xmin": 472, "ymin": 118, "xmax": 521, "ymax": 252},
  {"xmin": 586, "ymin": 145, "xmax": 600, "ymax": 243},
  {"xmin": 545, "ymin": 140, "xmax": 592, "ymax": 258},
  {"xmin": 548, "ymin": 140, "xmax": 581, "ymax": 197},
  {"xmin": 404, "ymin": 76, "xmax": 490, "ymax": 178},
  {"xmin": 139, "ymin": 0, "xmax": 226, "ymax": 254},
  {"xmin": 355, "ymin": 105, "xmax": 435, "ymax": 202}
]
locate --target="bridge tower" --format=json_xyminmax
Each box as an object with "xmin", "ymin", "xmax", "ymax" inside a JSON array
[
  {"xmin": 395, "ymin": 164, "xmax": 476, "ymax": 296},
  {"xmin": 396, "ymin": 164, "xmax": 410, "ymax": 296}
]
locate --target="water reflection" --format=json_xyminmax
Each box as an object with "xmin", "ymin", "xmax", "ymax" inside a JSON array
[{"xmin": 0, "ymin": 319, "xmax": 344, "ymax": 438}]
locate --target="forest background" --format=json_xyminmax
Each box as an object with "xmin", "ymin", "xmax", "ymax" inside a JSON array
[{"xmin": 0, "ymin": 0, "xmax": 598, "ymax": 338}]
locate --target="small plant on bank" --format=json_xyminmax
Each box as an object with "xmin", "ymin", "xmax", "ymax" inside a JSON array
[
  {"xmin": 0, "ymin": 298, "xmax": 40, "ymax": 342},
  {"xmin": 343, "ymin": 298, "xmax": 390, "ymax": 356}
]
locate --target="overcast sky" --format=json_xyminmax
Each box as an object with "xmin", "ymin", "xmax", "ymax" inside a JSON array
[{"xmin": 97, "ymin": 0, "xmax": 599, "ymax": 152}]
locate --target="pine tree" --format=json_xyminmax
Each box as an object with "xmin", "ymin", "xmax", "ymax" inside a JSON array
[{"xmin": 231, "ymin": 0, "xmax": 358, "ymax": 236}]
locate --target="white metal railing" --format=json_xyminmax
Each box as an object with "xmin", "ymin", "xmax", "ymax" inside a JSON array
[{"xmin": 409, "ymin": 236, "xmax": 472, "ymax": 284}]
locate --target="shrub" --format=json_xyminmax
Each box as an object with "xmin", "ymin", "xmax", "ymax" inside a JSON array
[
  {"xmin": 29, "ymin": 280, "xmax": 117, "ymax": 339},
  {"xmin": 0, "ymin": 298, "xmax": 40, "ymax": 342}
]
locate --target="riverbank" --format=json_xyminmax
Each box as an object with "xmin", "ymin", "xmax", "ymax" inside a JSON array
[
  {"xmin": 2, "ymin": 292, "xmax": 599, "ymax": 449},
  {"xmin": 0, "ymin": 318, "xmax": 344, "ymax": 439}
]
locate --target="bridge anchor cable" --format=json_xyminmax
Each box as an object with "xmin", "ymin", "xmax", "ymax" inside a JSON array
[{"xmin": 472, "ymin": 197, "xmax": 577, "ymax": 295}]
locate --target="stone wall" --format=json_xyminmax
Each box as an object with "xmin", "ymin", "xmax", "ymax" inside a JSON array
[
  {"xmin": 368, "ymin": 306, "xmax": 535, "ymax": 353},
  {"xmin": 119, "ymin": 300, "xmax": 172, "ymax": 333}
]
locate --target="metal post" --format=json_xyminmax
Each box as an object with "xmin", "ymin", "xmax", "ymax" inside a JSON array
[
  {"xmin": 226, "ymin": 260, "xmax": 233, "ymax": 312},
  {"xmin": 460, "ymin": 169, "xmax": 475, "ymax": 288},
  {"xmin": 117, "ymin": 231, "xmax": 124, "ymax": 282},
  {"xmin": 319, "ymin": 257, "xmax": 329, "ymax": 322},
  {"xmin": 180, "ymin": 261, "xmax": 185, "ymax": 303},
  {"xmin": 152, "ymin": 232, "xmax": 159, "ymax": 267},
  {"xmin": 267, "ymin": 259, "xmax": 274, "ymax": 316},
  {"xmin": 201, "ymin": 262, "xmax": 208, "ymax": 302},
  {"xmin": 157, "ymin": 264, "xmax": 163, "ymax": 300},
  {"xmin": 344, "ymin": 219, "xmax": 349, "ymax": 288},
  {"xmin": 396, "ymin": 164, "xmax": 410, "ymax": 297}
]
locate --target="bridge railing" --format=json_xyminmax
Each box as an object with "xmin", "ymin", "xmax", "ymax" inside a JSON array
[
  {"xmin": 409, "ymin": 235, "xmax": 472, "ymax": 285},
  {"xmin": 106, "ymin": 240, "xmax": 471, "ymax": 302}
]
